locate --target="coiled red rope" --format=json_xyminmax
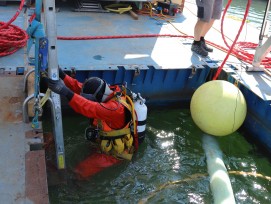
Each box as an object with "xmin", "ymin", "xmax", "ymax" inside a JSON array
[
  {"xmin": 213, "ymin": 0, "xmax": 271, "ymax": 79},
  {"xmin": 213, "ymin": 0, "xmax": 252, "ymax": 80},
  {"xmin": 0, "ymin": 0, "xmax": 28, "ymax": 57},
  {"xmin": 2, "ymin": 0, "xmax": 270, "ymax": 76}
]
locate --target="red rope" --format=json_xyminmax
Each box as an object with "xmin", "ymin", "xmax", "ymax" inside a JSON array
[
  {"xmin": 220, "ymin": 0, "xmax": 271, "ymax": 68},
  {"xmin": 57, "ymin": 34, "xmax": 191, "ymax": 40},
  {"xmin": 59, "ymin": 0, "xmax": 269, "ymax": 73},
  {"xmin": 0, "ymin": 0, "xmax": 28, "ymax": 57},
  {"xmin": 2, "ymin": 0, "xmax": 270, "ymax": 74},
  {"xmin": 212, "ymin": 0, "xmax": 268, "ymax": 80}
]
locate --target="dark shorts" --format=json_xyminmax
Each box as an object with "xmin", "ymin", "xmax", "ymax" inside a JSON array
[{"xmin": 196, "ymin": 0, "xmax": 223, "ymax": 22}]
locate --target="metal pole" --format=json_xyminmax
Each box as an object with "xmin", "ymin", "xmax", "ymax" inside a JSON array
[
  {"xmin": 43, "ymin": 0, "xmax": 66, "ymax": 169},
  {"xmin": 247, "ymin": 0, "xmax": 271, "ymax": 71},
  {"xmin": 259, "ymin": 0, "xmax": 271, "ymax": 44}
]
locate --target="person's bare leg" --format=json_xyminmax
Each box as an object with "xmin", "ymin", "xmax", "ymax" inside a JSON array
[
  {"xmin": 200, "ymin": 19, "xmax": 215, "ymax": 38},
  {"xmin": 199, "ymin": 19, "xmax": 215, "ymax": 52},
  {"xmin": 194, "ymin": 19, "xmax": 208, "ymax": 41},
  {"xmin": 192, "ymin": 19, "xmax": 209, "ymax": 57}
]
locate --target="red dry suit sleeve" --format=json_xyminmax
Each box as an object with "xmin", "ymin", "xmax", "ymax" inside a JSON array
[
  {"xmin": 63, "ymin": 75, "xmax": 83, "ymax": 95},
  {"xmin": 69, "ymin": 94, "xmax": 126, "ymax": 129}
]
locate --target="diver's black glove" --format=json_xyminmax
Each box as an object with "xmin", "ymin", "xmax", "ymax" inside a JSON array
[
  {"xmin": 59, "ymin": 67, "xmax": 66, "ymax": 80},
  {"xmin": 48, "ymin": 78, "xmax": 74, "ymax": 101}
]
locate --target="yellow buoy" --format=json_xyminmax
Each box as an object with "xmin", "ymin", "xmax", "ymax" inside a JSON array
[{"xmin": 190, "ymin": 80, "xmax": 247, "ymax": 136}]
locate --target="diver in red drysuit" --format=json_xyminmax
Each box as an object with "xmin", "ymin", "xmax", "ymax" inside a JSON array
[{"xmin": 46, "ymin": 69, "xmax": 138, "ymax": 179}]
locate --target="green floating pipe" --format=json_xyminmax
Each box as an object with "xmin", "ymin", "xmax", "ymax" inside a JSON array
[{"xmin": 202, "ymin": 134, "xmax": 236, "ymax": 204}]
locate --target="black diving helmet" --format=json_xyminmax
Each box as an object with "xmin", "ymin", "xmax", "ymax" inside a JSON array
[{"xmin": 81, "ymin": 77, "xmax": 112, "ymax": 102}]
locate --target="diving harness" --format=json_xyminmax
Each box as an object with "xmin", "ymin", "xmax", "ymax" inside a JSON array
[{"xmin": 85, "ymin": 85, "xmax": 147, "ymax": 160}]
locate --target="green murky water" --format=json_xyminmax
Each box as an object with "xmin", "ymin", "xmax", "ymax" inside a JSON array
[
  {"xmin": 45, "ymin": 108, "xmax": 271, "ymax": 204},
  {"xmin": 225, "ymin": 0, "xmax": 271, "ymax": 31}
]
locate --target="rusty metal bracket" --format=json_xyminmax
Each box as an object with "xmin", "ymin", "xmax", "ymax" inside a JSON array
[{"xmin": 23, "ymin": 68, "xmax": 35, "ymax": 93}]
